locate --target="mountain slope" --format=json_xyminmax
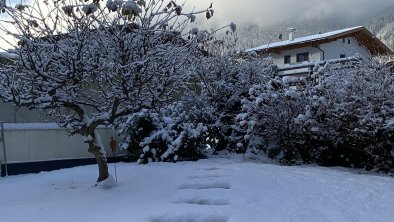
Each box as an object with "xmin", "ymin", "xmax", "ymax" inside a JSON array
[
  {"xmin": 237, "ymin": 8, "xmax": 394, "ymax": 51},
  {"xmin": 365, "ymin": 8, "xmax": 394, "ymax": 51}
]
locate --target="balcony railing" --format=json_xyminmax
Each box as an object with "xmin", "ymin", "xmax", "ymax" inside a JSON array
[{"xmin": 277, "ymin": 57, "xmax": 360, "ymax": 77}]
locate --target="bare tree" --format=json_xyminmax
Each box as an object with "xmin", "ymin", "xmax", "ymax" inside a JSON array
[{"xmin": 0, "ymin": 0, "xmax": 217, "ymax": 184}]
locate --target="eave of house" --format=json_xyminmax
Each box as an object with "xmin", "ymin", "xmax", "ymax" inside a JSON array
[{"xmin": 247, "ymin": 26, "xmax": 393, "ymax": 56}]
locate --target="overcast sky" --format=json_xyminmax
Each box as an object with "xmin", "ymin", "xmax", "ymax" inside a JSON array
[
  {"xmin": 191, "ymin": 0, "xmax": 394, "ymax": 27},
  {"xmin": 5, "ymin": 0, "xmax": 394, "ymax": 27},
  {"xmin": 1, "ymin": 0, "xmax": 393, "ymax": 49}
]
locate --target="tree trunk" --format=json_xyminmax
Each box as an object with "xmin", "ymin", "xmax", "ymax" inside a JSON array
[
  {"xmin": 88, "ymin": 134, "xmax": 109, "ymax": 183},
  {"xmin": 90, "ymin": 145, "xmax": 109, "ymax": 182}
]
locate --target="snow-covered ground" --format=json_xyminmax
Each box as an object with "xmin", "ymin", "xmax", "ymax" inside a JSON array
[{"xmin": 1, "ymin": 158, "xmax": 394, "ymax": 222}]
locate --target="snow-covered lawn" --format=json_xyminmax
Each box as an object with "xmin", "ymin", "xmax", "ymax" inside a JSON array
[{"xmin": 1, "ymin": 158, "xmax": 394, "ymax": 222}]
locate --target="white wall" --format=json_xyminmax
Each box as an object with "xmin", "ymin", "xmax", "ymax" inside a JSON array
[
  {"xmin": 0, "ymin": 102, "xmax": 126, "ymax": 168},
  {"xmin": 0, "ymin": 124, "xmax": 122, "ymax": 164},
  {"xmin": 264, "ymin": 37, "xmax": 372, "ymax": 69},
  {"xmin": 320, "ymin": 37, "xmax": 371, "ymax": 61},
  {"xmin": 269, "ymin": 46, "xmax": 322, "ymax": 68}
]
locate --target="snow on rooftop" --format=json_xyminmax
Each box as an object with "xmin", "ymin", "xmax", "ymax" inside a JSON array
[{"xmin": 246, "ymin": 26, "xmax": 364, "ymax": 52}]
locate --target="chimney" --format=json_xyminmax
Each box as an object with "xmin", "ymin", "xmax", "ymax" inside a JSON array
[{"xmin": 288, "ymin": 28, "xmax": 296, "ymax": 41}]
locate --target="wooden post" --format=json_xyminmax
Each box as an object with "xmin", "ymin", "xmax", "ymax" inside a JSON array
[
  {"xmin": 0, "ymin": 121, "xmax": 8, "ymax": 176},
  {"xmin": 110, "ymin": 137, "xmax": 118, "ymax": 183}
]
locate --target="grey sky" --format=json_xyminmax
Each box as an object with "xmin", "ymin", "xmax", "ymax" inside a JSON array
[
  {"xmin": 191, "ymin": 0, "xmax": 394, "ymax": 27},
  {"xmin": 5, "ymin": 0, "xmax": 394, "ymax": 26}
]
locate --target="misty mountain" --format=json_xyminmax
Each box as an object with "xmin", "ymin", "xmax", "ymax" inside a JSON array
[
  {"xmin": 235, "ymin": 20, "xmax": 345, "ymax": 50},
  {"xmin": 237, "ymin": 8, "xmax": 394, "ymax": 52},
  {"xmin": 365, "ymin": 8, "xmax": 394, "ymax": 51}
]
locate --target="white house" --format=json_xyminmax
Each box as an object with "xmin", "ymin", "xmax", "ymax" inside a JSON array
[{"xmin": 246, "ymin": 26, "xmax": 393, "ymax": 76}]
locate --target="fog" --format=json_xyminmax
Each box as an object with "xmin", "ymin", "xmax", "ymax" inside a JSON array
[
  {"xmin": 1, "ymin": 0, "xmax": 393, "ymax": 50},
  {"xmin": 190, "ymin": 0, "xmax": 394, "ymax": 27}
]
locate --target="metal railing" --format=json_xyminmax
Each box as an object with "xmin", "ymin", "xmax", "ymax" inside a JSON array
[
  {"xmin": 0, "ymin": 121, "xmax": 8, "ymax": 176},
  {"xmin": 277, "ymin": 57, "xmax": 360, "ymax": 77}
]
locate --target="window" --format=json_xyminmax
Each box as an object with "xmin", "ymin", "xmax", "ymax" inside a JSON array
[
  {"xmin": 343, "ymin": 38, "xmax": 345, "ymax": 43},
  {"xmin": 296, "ymin": 52, "xmax": 309, "ymax": 63},
  {"xmin": 340, "ymin": 54, "xmax": 346, "ymax": 58},
  {"xmin": 284, "ymin": 55, "xmax": 291, "ymax": 64},
  {"xmin": 348, "ymin": 39, "xmax": 351, "ymax": 44}
]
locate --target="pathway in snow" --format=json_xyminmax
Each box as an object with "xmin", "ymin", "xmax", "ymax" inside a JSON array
[{"xmin": 151, "ymin": 166, "xmax": 233, "ymax": 222}]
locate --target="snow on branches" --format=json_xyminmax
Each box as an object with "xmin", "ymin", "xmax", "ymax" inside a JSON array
[
  {"xmin": 0, "ymin": 0, "xmax": 222, "ymax": 182},
  {"xmin": 117, "ymin": 104, "xmax": 207, "ymax": 164},
  {"xmin": 185, "ymin": 53, "xmax": 276, "ymax": 153},
  {"xmin": 239, "ymin": 59, "xmax": 394, "ymax": 171},
  {"xmin": 0, "ymin": 0, "xmax": 219, "ymax": 134}
]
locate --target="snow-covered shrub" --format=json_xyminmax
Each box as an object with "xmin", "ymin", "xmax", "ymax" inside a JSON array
[
  {"xmin": 117, "ymin": 111, "xmax": 156, "ymax": 161},
  {"xmin": 117, "ymin": 104, "xmax": 207, "ymax": 164},
  {"xmin": 241, "ymin": 59, "xmax": 394, "ymax": 172},
  {"xmin": 186, "ymin": 53, "xmax": 276, "ymax": 153},
  {"xmin": 299, "ymin": 60, "xmax": 394, "ymax": 171},
  {"xmin": 239, "ymin": 76, "xmax": 311, "ymax": 164}
]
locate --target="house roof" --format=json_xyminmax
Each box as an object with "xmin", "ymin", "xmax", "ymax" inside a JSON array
[
  {"xmin": 0, "ymin": 51, "xmax": 17, "ymax": 64},
  {"xmin": 0, "ymin": 51, "xmax": 17, "ymax": 59},
  {"xmin": 246, "ymin": 26, "xmax": 393, "ymax": 56}
]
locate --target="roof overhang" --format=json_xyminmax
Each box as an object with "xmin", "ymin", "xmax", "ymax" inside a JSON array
[{"xmin": 252, "ymin": 27, "xmax": 393, "ymax": 56}]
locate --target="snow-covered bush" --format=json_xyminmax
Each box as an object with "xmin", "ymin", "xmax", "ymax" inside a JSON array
[
  {"xmin": 239, "ymin": 76, "xmax": 310, "ymax": 163},
  {"xmin": 117, "ymin": 104, "xmax": 207, "ymax": 164},
  {"xmin": 186, "ymin": 53, "xmax": 276, "ymax": 153},
  {"xmin": 300, "ymin": 60, "xmax": 394, "ymax": 171},
  {"xmin": 241, "ymin": 59, "xmax": 394, "ymax": 172}
]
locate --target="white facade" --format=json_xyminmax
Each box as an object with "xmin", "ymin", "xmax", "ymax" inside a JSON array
[
  {"xmin": 320, "ymin": 37, "xmax": 371, "ymax": 61},
  {"xmin": 269, "ymin": 46, "xmax": 321, "ymax": 68},
  {"xmin": 266, "ymin": 37, "xmax": 371, "ymax": 76}
]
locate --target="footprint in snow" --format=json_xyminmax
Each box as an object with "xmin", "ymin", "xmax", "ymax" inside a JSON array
[
  {"xmin": 188, "ymin": 175, "xmax": 226, "ymax": 179},
  {"xmin": 198, "ymin": 167, "xmax": 221, "ymax": 171},
  {"xmin": 150, "ymin": 214, "xmax": 228, "ymax": 222},
  {"xmin": 173, "ymin": 197, "xmax": 230, "ymax": 206},
  {"xmin": 178, "ymin": 182, "xmax": 231, "ymax": 190}
]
